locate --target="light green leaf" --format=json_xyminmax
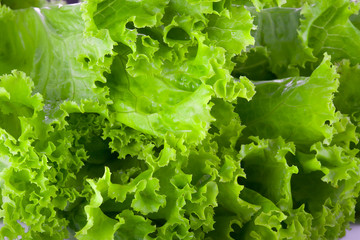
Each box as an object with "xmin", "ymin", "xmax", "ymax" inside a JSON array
[
  {"xmin": 115, "ymin": 210, "xmax": 156, "ymax": 240},
  {"xmin": 334, "ymin": 60, "xmax": 360, "ymax": 121},
  {"xmin": 0, "ymin": 0, "xmax": 47, "ymax": 9},
  {"xmin": 0, "ymin": 4, "xmax": 114, "ymax": 122},
  {"xmin": 236, "ymin": 54, "xmax": 339, "ymax": 145},
  {"xmin": 205, "ymin": 5, "xmax": 254, "ymax": 59},
  {"xmin": 238, "ymin": 137, "xmax": 298, "ymax": 211},
  {"xmin": 250, "ymin": 7, "xmax": 315, "ymax": 77},
  {"xmin": 300, "ymin": 0, "xmax": 360, "ymax": 64}
]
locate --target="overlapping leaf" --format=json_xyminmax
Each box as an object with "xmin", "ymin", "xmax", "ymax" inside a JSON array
[
  {"xmin": 236, "ymin": 55, "xmax": 339, "ymax": 145},
  {"xmin": 0, "ymin": 3, "xmax": 114, "ymax": 123}
]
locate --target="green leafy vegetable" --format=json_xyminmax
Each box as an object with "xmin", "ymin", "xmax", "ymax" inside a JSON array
[
  {"xmin": 236, "ymin": 54, "xmax": 339, "ymax": 145},
  {"xmin": 1, "ymin": 0, "xmax": 360, "ymax": 239}
]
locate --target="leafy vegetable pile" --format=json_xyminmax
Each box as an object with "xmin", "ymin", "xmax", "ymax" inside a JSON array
[{"xmin": 1, "ymin": 0, "xmax": 360, "ymax": 239}]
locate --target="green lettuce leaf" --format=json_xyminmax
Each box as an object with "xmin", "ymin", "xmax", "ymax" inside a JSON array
[
  {"xmin": 293, "ymin": 146, "xmax": 360, "ymax": 239},
  {"xmin": 238, "ymin": 137, "xmax": 298, "ymax": 211},
  {"xmin": 299, "ymin": 0, "xmax": 360, "ymax": 65},
  {"xmin": 82, "ymin": 0, "xmax": 168, "ymax": 51},
  {"xmin": 0, "ymin": 71, "xmax": 69, "ymax": 239},
  {"xmin": 233, "ymin": 7, "xmax": 315, "ymax": 79},
  {"xmin": 83, "ymin": 0, "xmax": 255, "ymax": 144},
  {"xmin": 205, "ymin": 4, "xmax": 254, "ymax": 65},
  {"xmin": 236, "ymin": 54, "xmax": 339, "ymax": 145},
  {"xmin": 334, "ymin": 60, "xmax": 360, "ymax": 122},
  {"xmin": 1, "ymin": 1, "xmax": 360, "ymax": 239},
  {"xmin": 0, "ymin": 3, "xmax": 114, "ymax": 122},
  {"xmin": 282, "ymin": 0, "xmax": 316, "ymax": 8},
  {"xmin": 236, "ymin": 0, "xmax": 285, "ymax": 10},
  {"xmin": 0, "ymin": 0, "xmax": 47, "ymax": 9}
]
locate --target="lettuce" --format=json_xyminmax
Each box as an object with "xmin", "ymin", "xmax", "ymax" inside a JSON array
[{"xmin": 0, "ymin": 0, "xmax": 360, "ymax": 239}]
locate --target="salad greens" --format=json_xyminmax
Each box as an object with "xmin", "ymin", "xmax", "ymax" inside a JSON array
[{"xmin": 0, "ymin": 0, "xmax": 360, "ymax": 239}]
